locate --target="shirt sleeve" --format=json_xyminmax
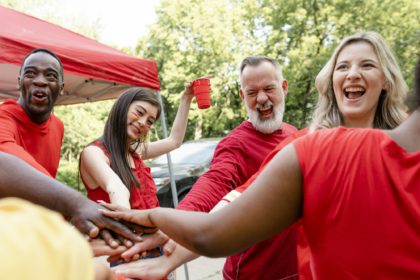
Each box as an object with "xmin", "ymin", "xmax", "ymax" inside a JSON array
[
  {"xmin": 178, "ymin": 136, "xmax": 249, "ymax": 212},
  {"xmin": 0, "ymin": 115, "xmax": 51, "ymax": 177}
]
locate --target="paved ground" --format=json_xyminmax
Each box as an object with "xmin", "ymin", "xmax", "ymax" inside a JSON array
[{"xmin": 175, "ymin": 256, "xmax": 225, "ymax": 280}]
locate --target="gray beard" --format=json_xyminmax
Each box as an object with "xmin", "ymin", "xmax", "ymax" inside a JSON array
[{"xmin": 246, "ymin": 101, "xmax": 285, "ymax": 134}]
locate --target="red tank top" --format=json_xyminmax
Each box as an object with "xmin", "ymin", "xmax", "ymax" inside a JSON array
[{"xmin": 82, "ymin": 140, "xmax": 159, "ymax": 210}]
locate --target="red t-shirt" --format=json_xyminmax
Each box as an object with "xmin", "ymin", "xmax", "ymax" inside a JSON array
[
  {"xmin": 236, "ymin": 128, "xmax": 309, "ymax": 193},
  {"xmin": 178, "ymin": 120, "xmax": 298, "ymax": 280},
  {"xmin": 0, "ymin": 99, "xmax": 64, "ymax": 177},
  {"xmin": 81, "ymin": 140, "xmax": 159, "ymax": 210},
  {"xmin": 294, "ymin": 127, "xmax": 420, "ymax": 278}
]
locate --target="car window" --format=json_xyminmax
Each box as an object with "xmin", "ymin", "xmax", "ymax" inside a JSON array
[{"xmin": 149, "ymin": 142, "xmax": 218, "ymax": 165}]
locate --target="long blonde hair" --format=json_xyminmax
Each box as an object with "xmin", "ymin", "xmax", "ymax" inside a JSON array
[{"xmin": 310, "ymin": 31, "xmax": 408, "ymax": 131}]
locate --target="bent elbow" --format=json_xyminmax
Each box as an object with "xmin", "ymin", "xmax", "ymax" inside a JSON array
[{"xmin": 189, "ymin": 231, "xmax": 229, "ymax": 258}]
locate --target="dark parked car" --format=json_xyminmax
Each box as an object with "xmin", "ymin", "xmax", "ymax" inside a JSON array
[{"xmin": 148, "ymin": 138, "xmax": 220, "ymax": 208}]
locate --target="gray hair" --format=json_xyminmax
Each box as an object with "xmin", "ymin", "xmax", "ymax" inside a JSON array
[{"xmin": 239, "ymin": 56, "xmax": 284, "ymax": 87}]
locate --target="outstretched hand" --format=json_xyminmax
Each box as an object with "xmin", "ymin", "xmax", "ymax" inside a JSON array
[
  {"xmin": 112, "ymin": 255, "xmax": 174, "ymax": 280},
  {"xmin": 99, "ymin": 202, "xmax": 158, "ymax": 233},
  {"xmin": 119, "ymin": 230, "xmax": 176, "ymax": 260},
  {"xmin": 69, "ymin": 199, "xmax": 142, "ymax": 247}
]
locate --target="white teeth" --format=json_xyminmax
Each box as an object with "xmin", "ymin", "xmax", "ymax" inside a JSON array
[
  {"xmin": 33, "ymin": 92, "xmax": 46, "ymax": 97},
  {"xmin": 344, "ymin": 87, "xmax": 365, "ymax": 92}
]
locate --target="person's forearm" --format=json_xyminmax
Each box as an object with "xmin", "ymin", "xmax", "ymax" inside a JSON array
[
  {"xmin": 0, "ymin": 152, "xmax": 86, "ymax": 216},
  {"xmin": 167, "ymin": 93, "xmax": 193, "ymax": 147},
  {"xmin": 106, "ymin": 178, "xmax": 131, "ymax": 209},
  {"xmin": 148, "ymin": 208, "xmax": 218, "ymax": 255}
]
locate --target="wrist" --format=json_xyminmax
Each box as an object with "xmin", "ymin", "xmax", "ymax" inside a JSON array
[{"xmin": 181, "ymin": 91, "xmax": 194, "ymax": 102}]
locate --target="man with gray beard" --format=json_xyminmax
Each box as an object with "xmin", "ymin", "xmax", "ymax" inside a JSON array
[
  {"xmin": 178, "ymin": 56, "xmax": 295, "ymax": 212},
  {"xmin": 108, "ymin": 56, "xmax": 298, "ymax": 280},
  {"xmin": 177, "ymin": 56, "xmax": 297, "ymax": 280}
]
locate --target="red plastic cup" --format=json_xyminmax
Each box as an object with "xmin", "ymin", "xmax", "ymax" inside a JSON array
[{"xmin": 192, "ymin": 78, "xmax": 211, "ymax": 109}]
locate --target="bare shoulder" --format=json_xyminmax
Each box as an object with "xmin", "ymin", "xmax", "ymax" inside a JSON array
[{"xmin": 81, "ymin": 145, "xmax": 109, "ymax": 164}]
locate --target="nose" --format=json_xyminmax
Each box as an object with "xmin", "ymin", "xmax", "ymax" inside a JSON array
[
  {"xmin": 346, "ymin": 65, "xmax": 361, "ymax": 80},
  {"xmin": 137, "ymin": 116, "xmax": 147, "ymax": 127},
  {"xmin": 256, "ymin": 91, "xmax": 268, "ymax": 105},
  {"xmin": 33, "ymin": 74, "xmax": 48, "ymax": 86}
]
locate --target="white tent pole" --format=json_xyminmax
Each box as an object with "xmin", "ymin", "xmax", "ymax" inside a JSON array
[
  {"xmin": 156, "ymin": 91, "xmax": 179, "ymax": 207},
  {"xmin": 156, "ymin": 91, "xmax": 190, "ymax": 280}
]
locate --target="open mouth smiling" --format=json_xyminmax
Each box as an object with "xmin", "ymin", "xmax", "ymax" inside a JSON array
[
  {"xmin": 344, "ymin": 86, "xmax": 365, "ymax": 100},
  {"xmin": 258, "ymin": 106, "xmax": 273, "ymax": 118},
  {"xmin": 31, "ymin": 91, "xmax": 48, "ymax": 103}
]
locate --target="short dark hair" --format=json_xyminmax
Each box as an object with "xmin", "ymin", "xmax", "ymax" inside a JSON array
[
  {"xmin": 20, "ymin": 48, "xmax": 64, "ymax": 82},
  {"xmin": 102, "ymin": 87, "xmax": 161, "ymax": 189},
  {"xmin": 415, "ymin": 57, "xmax": 420, "ymax": 109}
]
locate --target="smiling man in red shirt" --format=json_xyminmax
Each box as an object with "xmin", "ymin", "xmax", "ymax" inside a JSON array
[{"xmin": 0, "ymin": 49, "xmax": 64, "ymax": 177}]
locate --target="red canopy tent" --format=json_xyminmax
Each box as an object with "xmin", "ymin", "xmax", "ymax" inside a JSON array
[{"xmin": 0, "ymin": 5, "xmax": 160, "ymax": 105}]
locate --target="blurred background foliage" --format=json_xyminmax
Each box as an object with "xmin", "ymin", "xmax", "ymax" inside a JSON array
[{"xmin": 1, "ymin": 0, "xmax": 419, "ymax": 190}]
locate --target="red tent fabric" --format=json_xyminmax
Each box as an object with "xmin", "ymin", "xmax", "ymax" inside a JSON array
[{"xmin": 0, "ymin": 5, "xmax": 160, "ymax": 105}]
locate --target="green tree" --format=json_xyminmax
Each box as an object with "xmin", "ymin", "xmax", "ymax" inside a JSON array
[{"xmin": 136, "ymin": 0, "xmax": 267, "ymax": 139}]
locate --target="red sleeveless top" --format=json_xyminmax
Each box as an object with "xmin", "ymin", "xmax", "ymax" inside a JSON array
[{"xmin": 82, "ymin": 140, "xmax": 159, "ymax": 210}]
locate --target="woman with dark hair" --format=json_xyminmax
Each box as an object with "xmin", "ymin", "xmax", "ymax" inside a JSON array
[{"xmin": 80, "ymin": 86, "xmax": 193, "ymax": 210}]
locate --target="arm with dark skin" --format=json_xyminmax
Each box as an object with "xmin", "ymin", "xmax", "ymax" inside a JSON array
[
  {"xmin": 0, "ymin": 152, "xmax": 141, "ymax": 245},
  {"xmin": 101, "ymin": 144, "xmax": 303, "ymax": 257}
]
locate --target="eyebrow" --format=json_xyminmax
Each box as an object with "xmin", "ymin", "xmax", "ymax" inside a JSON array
[
  {"xmin": 135, "ymin": 105, "xmax": 156, "ymax": 121},
  {"xmin": 360, "ymin": 59, "xmax": 379, "ymax": 64},
  {"xmin": 336, "ymin": 58, "xmax": 379, "ymax": 64},
  {"xmin": 23, "ymin": 65, "xmax": 60, "ymax": 74}
]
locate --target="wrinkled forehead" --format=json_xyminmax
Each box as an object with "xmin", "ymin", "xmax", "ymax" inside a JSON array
[
  {"xmin": 241, "ymin": 63, "xmax": 279, "ymax": 88},
  {"xmin": 241, "ymin": 62, "xmax": 280, "ymax": 84},
  {"xmin": 21, "ymin": 52, "xmax": 62, "ymax": 74}
]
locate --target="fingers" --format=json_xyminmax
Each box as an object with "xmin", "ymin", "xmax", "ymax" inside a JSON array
[
  {"xmin": 112, "ymin": 257, "xmax": 169, "ymax": 280},
  {"xmin": 99, "ymin": 201, "xmax": 128, "ymax": 211},
  {"xmin": 71, "ymin": 218, "xmax": 100, "ymax": 238},
  {"xmin": 121, "ymin": 242, "xmax": 148, "ymax": 259},
  {"xmin": 112, "ymin": 261, "xmax": 150, "ymax": 279},
  {"xmin": 121, "ymin": 231, "xmax": 169, "ymax": 259},
  {"xmin": 107, "ymin": 254, "xmax": 122, "ymax": 264},
  {"xmin": 162, "ymin": 239, "xmax": 177, "ymax": 256},
  {"xmin": 99, "ymin": 208, "xmax": 156, "ymax": 231},
  {"xmin": 100, "ymin": 229, "xmax": 119, "ymax": 248},
  {"xmin": 107, "ymin": 253, "xmax": 140, "ymax": 264},
  {"xmin": 90, "ymin": 238, "xmax": 127, "ymax": 257},
  {"xmin": 117, "ymin": 235, "xmax": 133, "ymax": 248},
  {"xmin": 99, "ymin": 209, "xmax": 133, "ymax": 221},
  {"xmin": 99, "ymin": 216, "xmax": 143, "ymax": 242}
]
